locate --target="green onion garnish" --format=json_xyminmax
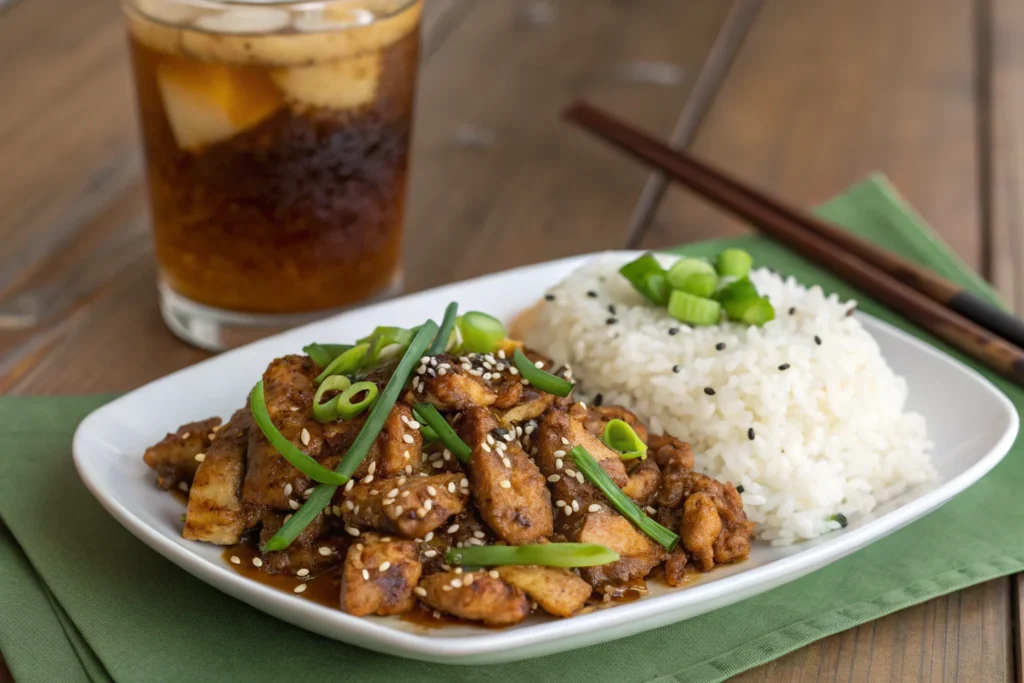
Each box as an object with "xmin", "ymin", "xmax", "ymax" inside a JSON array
[
  {"xmin": 263, "ymin": 320, "xmax": 439, "ymax": 552},
  {"xmin": 678, "ymin": 272, "xmax": 718, "ymax": 298},
  {"xmin": 620, "ymin": 252, "xmax": 670, "ymax": 305},
  {"xmin": 569, "ymin": 445, "xmax": 679, "ymax": 551},
  {"xmin": 512, "ymin": 348, "xmax": 574, "ymax": 397},
  {"xmin": 359, "ymin": 326, "xmax": 415, "ymax": 369},
  {"xmin": 428, "ymin": 302, "xmax": 459, "ymax": 355},
  {"xmin": 314, "ymin": 343, "xmax": 369, "ymax": 385},
  {"xmin": 445, "ymin": 543, "xmax": 620, "ymax": 568},
  {"xmin": 303, "ymin": 343, "xmax": 353, "ymax": 369},
  {"xmin": 457, "ymin": 311, "xmax": 507, "ymax": 354},
  {"xmin": 715, "ymin": 248, "xmax": 753, "ymax": 278},
  {"xmin": 312, "ymin": 375, "xmax": 352, "ymax": 423},
  {"xmin": 667, "ymin": 290, "xmax": 721, "ymax": 326},
  {"xmin": 666, "ymin": 257, "xmax": 715, "ymax": 290},
  {"xmin": 336, "ymin": 381, "xmax": 379, "ymax": 419},
  {"xmin": 737, "ymin": 297, "xmax": 775, "ymax": 325},
  {"xmin": 249, "ymin": 382, "xmax": 347, "ymax": 485},
  {"xmin": 828, "ymin": 513, "xmax": 849, "ymax": 528},
  {"xmin": 600, "ymin": 419, "xmax": 648, "ymax": 460},
  {"xmin": 413, "ymin": 403, "xmax": 471, "ymax": 463}
]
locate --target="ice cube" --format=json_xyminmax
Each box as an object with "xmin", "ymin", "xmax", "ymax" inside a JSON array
[
  {"xmin": 156, "ymin": 61, "xmax": 283, "ymax": 151},
  {"xmin": 292, "ymin": 6, "xmax": 374, "ymax": 33},
  {"xmin": 193, "ymin": 7, "xmax": 291, "ymax": 34},
  {"xmin": 271, "ymin": 52, "xmax": 381, "ymax": 111}
]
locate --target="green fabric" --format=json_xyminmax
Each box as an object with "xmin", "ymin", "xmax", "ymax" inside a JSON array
[{"xmin": 1, "ymin": 175, "xmax": 1020, "ymax": 683}]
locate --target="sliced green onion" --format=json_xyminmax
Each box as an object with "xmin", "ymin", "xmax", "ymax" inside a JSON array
[
  {"xmin": 359, "ymin": 326, "xmax": 415, "ymax": 369},
  {"xmin": 512, "ymin": 348, "xmax": 574, "ymax": 397},
  {"xmin": 263, "ymin": 320, "xmax": 439, "ymax": 552},
  {"xmin": 312, "ymin": 375, "xmax": 352, "ymax": 423},
  {"xmin": 620, "ymin": 252, "xmax": 669, "ymax": 305},
  {"xmin": 601, "ymin": 419, "xmax": 648, "ymax": 460},
  {"xmin": 716, "ymin": 248, "xmax": 753, "ymax": 277},
  {"xmin": 570, "ymin": 445, "xmax": 679, "ymax": 551},
  {"xmin": 413, "ymin": 403, "xmax": 471, "ymax": 463},
  {"xmin": 303, "ymin": 343, "xmax": 353, "ymax": 369},
  {"xmin": 428, "ymin": 302, "xmax": 459, "ymax": 355},
  {"xmin": 336, "ymin": 381, "xmax": 379, "ymax": 419},
  {"xmin": 715, "ymin": 276, "xmax": 758, "ymax": 305},
  {"xmin": 666, "ymin": 257, "xmax": 715, "ymax": 290},
  {"xmin": 738, "ymin": 297, "xmax": 775, "ymax": 326},
  {"xmin": 420, "ymin": 425, "xmax": 439, "ymax": 442},
  {"xmin": 667, "ymin": 290, "xmax": 721, "ymax": 326},
  {"xmin": 249, "ymin": 382, "xmax": 346, "ymax": 485},
  {"xmin": 457, "ymin": 311, "xmax": 507, "ymax": 354},
  {"xmin": 678, "ymin": 272, "xmax": 718, "ymax": 298},
  {"xmin": 445, "ymin": 543, "xmax": 620, "ymax": 568},
  {"xmin": 314, "ymin": 343, "xmax": 369, "ymax": 385}
]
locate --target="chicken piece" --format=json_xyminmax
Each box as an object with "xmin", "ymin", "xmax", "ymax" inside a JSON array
[
  {"xmin": 574, "ymin": 512, "xmax": 666, "ymax": 588},
  {"xmin": 143, "ymin": 417, "xmax": 221, "ymax": 490},
  {"xmin": 582, "ymin": 405, "xmax": 649, "ymax": 445},
  {"xmin": 663, "ymin": 549, "xmax": 689, "ymax": 587},
  {"xmin": 341, "ymin": 473, "xmax": 469, "ymax": 539},
  {"xmin": 680, "ymin": 493, "xmax": 722, "ymax": 571},
  {"xmin": 418, "ymin": 571, "xmax": 530, "ymax": 626},
  {"xmin": 651, "ymin": 434, "xmax": 696, "ymax": 509},
  {"xmin": 622, "ymin": 458, "xmax": 661, "ymax": 507},
  {"xmin": 679, "ymin": 472, "xmax": 753, "ymax": 567},
  {"xmin": 458, "ymin": 408, "xmax": 553, "ymax": 545},
  {"xmin": 499, "ymin": 387, "xmax": 555, "ymax": 424},
  {"xmin": 258, "ymin": 511, "xmax": 337, "ymax": 575},
  {"xmin": 375, "ymin": 404, "xmax": 423, "ymax": 476},
  {"xmin": 415, "ymin": 354, "xmax": 497, "ymax": 410},
  {"xmin": 497, "ymin": 566, "xmax": 592, "ymax": 617},
  {"xmin": 242, "ymin": 355, "xmax": 326, "ymax": 510},
  {"xmin": 183, "ymin": 409, "xmax": 250, "ymax": 544},
  {"xmin": 341, "ymin": 533, "xmax": 422, "ymax": 616}
]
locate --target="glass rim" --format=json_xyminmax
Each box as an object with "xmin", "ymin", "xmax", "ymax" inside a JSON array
[{"xmin": 124, "ymin": 0, "xmax": 420, "ymax": 26}]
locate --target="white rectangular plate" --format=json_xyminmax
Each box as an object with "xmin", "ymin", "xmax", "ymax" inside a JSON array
[{"xmin": 73, "ymin": 251, "xmax": 1018, "ymax": 664}]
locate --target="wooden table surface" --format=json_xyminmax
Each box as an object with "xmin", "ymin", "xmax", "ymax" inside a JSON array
[{"xmin": 2, "ymin": 0, "xmax": 1022, "ymax": 680}]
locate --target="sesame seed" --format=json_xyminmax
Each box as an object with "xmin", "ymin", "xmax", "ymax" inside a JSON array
[
  {"xmin": 553, "ymin": 449, "xmax": 566, "ymax": 458},
  {"xmin": 544, "ymin": 294, "xmax": 555, "ymax": 301},
  {"xmin": 388, "ymin": 488, "xmax": 400, "ymax": 498},
  {"xmin": 424, "ymin": 550, "xmax": 438, "ymax": 558},
  {"xmin": 481, "ymin": 443, "xmax": 491, "ymax": 453},
  {"xmin": 460, "ymin": 478, "xmax": 469, "ymax": 487},
  {"xmin": 778, "ymin": 363, "xmax": 790, "ymax": 371},
  {"xmin": 284, "ymin": 483, "xmax": 293, "ymax": 496},
  {"xmin": 555, "ymin": 458, "xmax": 563, "ymax": 469},
  {"xmin": 194, "ymin": 453, "xmax": 206, "ymax": 462},
  {"xmin": 447, "ymin": 524, "xmax": 460, "ymax": 533},
  {"xmin": 555, "ymin": 499, "xmax": 566, "ymax": 507},
  {"xmin": 463, "ymin": 573, "xmax": 475, "ymax": 585},
  {"xmin": 424, "ymin": 500, "xmax": 433, "ymax": 511},
  {"xmin": 672, "ymin": 365, "xmax": 681, "ymax": 374},
  {"xmin": 363, "ymin": 474, "xmax": 374, "ymax": 484},
  {"xmin": 442, "ymin": 585, "xmax": 452, "ymax": 592},
  {"xmin": 414, "ymin": 586, "xmax": 427, "ymax": 596},
  {"xmin": 548, "ymin": 474, "xmax": 561, "ymax": 482},
  {"xmin": 576, "ymin": 472, "xmax": 584, "ymax": 483},
  {"xmin": 668, "ymin": 327, "xmax": 679, "ymax": 336},
  {"xmin": 561, "ymin": 437, "xmax": 570, "ymax": 446},
  {"xmin": 716, "ymin": 342, "xmax": 727, "ymax": 351},
  {"xmin": 252, "ymin": 557, "xmax": 263, "ymax": 567},
  {"xmin": 395, "ymin": 505, "xmax": 404, "ymax": 515},
  {"xmin": 748, "ymin": 427, "xmax": 756, "ymax": 440},
  {"xmin": 318, "ymin": 546, "xmax": 331, "ymax": 556},
  {"xmin": 300, "ymin": 428, "xmax": 311, "ymax": 446},
  {"xmin": 332, "ymin": 505, "xmax": 342, "ymax": 516},
  {"xmin": 303, "ymin": 488, "xmax": 313, "ymax": 499},
  {"xmin": 451, "ymin": 578, "xmax": 463, "ymax": 588},
  {"xmin": 564, "ymin": 468, "xmax": 575, "ymax": 477},
  {"xmin": 704, "ymin": 387, "xmax": 716, "ymax": 396},
  {"xmin": 401, "ymin": 434, "xmax": 415, "ymax": 445},
  {"xmin": 454, "ymin": 567, "xmax": 463, "ymax": 574},
  {"xmin": 646, "ymin": 506, "xmax": 657, "ymax": 514},
  {"xmin": 588, "ymin": 504, "xmax": 602, "ymax": 513},
  {"xmin": 788, "ymin": 307, "xmax": 796, "ymax": 315},
  {"xmin": 408, "ymin": 420, "xmax": 421, "ymax": 429},
  {"xmin": 362, "ymin": 569, "xmax": 370, "ymax": 580},
  {"xmin": 294, "ymin": 584, "xmax": 307, "ymax": 594},
  {"xmin": 284, "ymin": 514, "xmax": 293, "ymax": 522},
  {"xmin": 288, "ymin": 499, "xmax": 300, "ymax": 510},
  {"xmin": 178, "ymin": 481, "xmax": 189, "ymax": 492},
  {"xmin": 346, "ymin": 526, "xmax": 361, "ymax": 536},
  {"xmin": 606, "ymin": 318, "xmax": 618, "ymax": 325},
  {"xmin": 535, "ymin": 360, "xmax": 545, "ymax": 368},
  {"xmin": 571, "ymin": 499, "xmax": 580, "ymax": 511},
  {"xmin": 379, "ymin": 561, "xmax": 391, "ymax": 572},
  {"xmin": 345, "ymin": 480, "xmax": 355, "ymax": 492},
  {"xmin": 473, "ymin": 530, "xmax": 485, "ymax": 539},
  {"xmin": 427, "ymin": 485, "xmax": 437, "ymax": 496},
  {"xmin": 489, "ymin": 569, "xmax": 500, "ymax": 579},
  {"xmin": 447, "ymin": 482, "xmax": 456, "ymax": 493},
  {"xmin": 230, "ymin": 555, "xmax": 240, "ymax": 565},
  {"xmin": 405, "ymin": 465, "xmax": 413, "ymax": 474},
  {"xmin": 180, "ymin": 432, "xmax": 190, "ymax": 440},
  {"xmin": 500, "ymin": 480, "xmax": 512, "ymax": 489},
  {"xmin": 345, "ymin": 500, "xmax": 355, "ymax": 510},
  {"xmin": 587, "ymin": 290, "xmax": 598, "ymax": 298},
  {"xmin": 297, "ymin": 568, "xmax": 310, "ymax": 577}
]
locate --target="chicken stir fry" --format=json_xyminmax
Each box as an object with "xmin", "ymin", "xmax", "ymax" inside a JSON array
[{"xmin": 145, "ymin": 309, "xmax": 752, "ymax": 626}]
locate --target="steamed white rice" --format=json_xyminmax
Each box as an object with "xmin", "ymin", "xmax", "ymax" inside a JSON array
[{"xmin": 524, "ymin": 255, "xmax": 935, "ymax": 545}]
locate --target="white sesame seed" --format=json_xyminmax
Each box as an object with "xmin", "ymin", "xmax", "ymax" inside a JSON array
[
  {"xmin": 402, "ymin": 434, "xmax": 415, "ymax": 444},
  {"xmin": 356, "ymin": 543, "xmax": 364, "ymax": 551},
  {"xmin": 294, "ymin": 584, "xmax": 307, "ymax": 594},
  {"xmin": 283, "ymin": 483, "xmax": 293, "ymax": 496},
  {"xmin": 424, "ymin": 550, "xmax": 438, "ymax": 558},
  {"xmin": 363, "ymin": 474, "xmax": 374, "ymax": 484},
  {"xmin": 571, "ymin": 500, "xmax": 580, "ymax": 511},
  {"xmin": 473, "ymin": 530, "xmax": 485, "ymax": 539},
  {"xmin": 454, "ymin": 567, "xmax": 463, "ymax": 574},
  {"xmin": 496, "ymin": 441, "xmax": 507, "ymax": 451},
  {"xmin": 178, "ymin": 481, "xmax": 189, "ymax": 492},
  {"xmin": 297, "ymin": 568, "xmax": 310, "ymax": 577},
  {"xmin": 448, "ymin": 524, "xmax": 460, "ymax": 533},
  {"xmin": 451, "ymin": 578, "xmax": 463, "ymax": 588},
  {"xmin": 230, "ymin": 555, "xmax": 240, "ymax": 564},
  {"xmin": 395, "ymin": 506, "xmax": 404, "ymax": 515},
  {"xmin": 431, "ymin": 461, "xmax": 443, "ymax": 469},
  {"xmin": 408, "ymin": 420, "xmax": 420, "ymax": 429},
  {"xmin": 463, "ymin": 573, "xmax": 475, "ymax": 585},
  {"xmin": 460, "ymin": 478, "xmax": 469, "ymax": 487},
  {"xmin": 345, "ymin": 480, "xmax": 355, "ymax": 492},
  {"xmin": 438, "ymin": 368, "xmax": 447, "ymax": 376},
  {"xmin": 443, "ymin": 450, "xmax": 451, "ymax": 461},
  {"xmin": 300, "ymin": 428, "xmax": 311, "ymax": 446},
  {"xmin": 379, "ymin": 561, "xmax": 391, "ymax": 572},
  {"xmin": 303, "ymin": 488, "xmax": 313, "ymax": 498},
  {"xmin": 486, "ymin": 434, "xmax": 495, "ymax": 445},
  {"xmin": 515, "ymin": 425, "xmax": 523, "ymax": 436},
  {"xmin": 521, "ymin": 379, "xmax": 530, "ymax": 385},
  {"xmin": 388, "ymin": 487, "xmax": 399, "ymax": 498},
  {"xmin": 414, "ymin": 586, "xmax": 427, "ymax": 596},
  {"xmin": 424, "ymin": 500, "xmax": 433, "ymax": 511},
  {"xmin": 510, "ymin": 367, "xmax": 520, "ymax": 375},
  {"xmin": 345, "ymin": 500, "xmax": 355, "ymax": 510},
  {"xmin": 555, "ymin": 500, "xmax": 566, "ymax": 507},
  {"xmin": 427, "ymin": 485, "xmax": 437, "ymax": 496},
  {"xmin": 489, "ymin": 569, "xmax": 500, "ymax": 579},
  {"xmin": 362, "ymin": 569, "xmax": 370, "ymax": 580},
  {"xmin": 368, "ymin": 461, "xmax": 377, "ymax": 475},
  {"xmin": 524, "ymin": 424, "xmax": 535, "ymax": 435},
  {"xmin": 403, "ymin": 450, "xmax": 411, "ymax": 460},
  {"xmin": 498, "ymin": 350, "xmax": 506, "ymax": 359},
  {"xmin": 420, "ymin": 356, "xmax": 430, "ymax": 363},
  {"xmin": 565, "ymin": 468, "xmax": 576, "ymax": 477},
  {"xmin": 318, "ymin": 546, "xmax": 331, "ymax": 556},
  {"xmin": 401, "ymin": 490, "xmax": 410, "ymax": 498},
  {"xmin": 398, "ymin": 477, "xmax": 407, "ymax": 485},
  {"xmin": 481, "ymin": 443, "xmax": 491, "ymax": 453},
  {"xmin": 346, "ymin": 526, "xmax": 361, "ymax": 537},
  {"xmin": 180, "ymin": 432, "xmax": 191, "ymax": 440},
  {"xmin": 563, "ymin": 506, "xmax": 573, "ymax": 516},
  {"xmin": 194, "ymin": 453, "xmax": 206, "ymax": 462},
  {"xmin": 447, "ymin": 482, "xmax": 456, "ymax": 493},
  {"xmin": 442, "ymin": 585, "xmax": 452, "ymax": 592},
  {"xmin": 555, "ymin": 459, "xmax": 563, "ymax": 469},
  {"xmin": 332, "ymin": 505, "xmax": 342, "ymax": 515},
  {"xmin": 579, "ymin": 402, "xmax": 587, "ymax": 410},
  {"xmin": 499, "ymin": 480, "xmax": 511, "ymax": 489},
  {"xmin": 503, "ymin": 457, "xmax": 512, "ymax": 468},
  {"xmin": 288, "ymin": 499, "xmax": 300, "ymax": 510},
  {"xmin": 535, "ymin": 361, "xmax": 544, "ymax": 368},
  {"xmin": 416, "ymin": 507, "xmax": 427, "ymax": 518},
  {"xmin": 577, "ymin": 472, "xmax": 585, "ymax": 483},
  {"xmin": 405, "ymin": 464, "xmax": 413, "ymax": 474},
  {"xmin": 588, "ymin": 504, "xmax": 602, "ymax": 513},
  {"xmin": 548, "ymin": 474, "xmax": 561, "ymax": 482},
  {"xmin": 553, "ymin": 450, "xmax": 566, "ymax": 458},
  {"xmin": 381, "ymin": 536, "xmax": 392, "ymax": 542},
  {"xmin": 561, "ymin": 437, "xmax": 570, "ymax": 446},
  {"xmin": 252, "ymin": 557, "xmax": 263, "ymax": 567}
]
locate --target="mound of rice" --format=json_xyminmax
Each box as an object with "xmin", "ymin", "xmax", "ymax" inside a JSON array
[{"xmin": 524, "ymin": 255, "xmax": 935, "ymax": 545}]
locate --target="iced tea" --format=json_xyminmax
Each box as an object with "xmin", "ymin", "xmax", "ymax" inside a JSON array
[{"xmin": 123, "ymin": 0, "xmax": 421, "ymax": 346}]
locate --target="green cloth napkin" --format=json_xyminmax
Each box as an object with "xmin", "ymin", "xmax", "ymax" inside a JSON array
[{"xmin": 2, "ymin": 175, "xmax": 1022, "ymax": 683}]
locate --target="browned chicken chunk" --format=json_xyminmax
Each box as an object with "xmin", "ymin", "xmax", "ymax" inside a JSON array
[
  {"xmin": 497, "ymin": 565, "xmax": 592, "ymax": 617},
  {"xmin": 678, "ymin": 472, "xmax": 753, "ymax": 566},
  {"xmin": 375, "ymin": 404, "xmax": 423, "ymax": 476},
  {"xmin": 415, "ymin": 354, "xmax": 497, "ymax": 410},
  {"xmin": 499, "ymin": 387, "xmax": 555, "ymax": 424},
  {"xmin": 341, "ymin": 473, "xmax": 469, "ymax": 539},
  {"xmin": 341, "ymin": 534, "xmax": 422, "ymax": 616},
  {"xmin": 651, "ymin": 433, "xmax": 696, "ymax": 509},
  {"xmin": 680, "ymin": 492, "xmax": 722, "ymax": 571},
  {"xmin": 575, "ymin": 512, "xmax": 666, "ymax": 588},
  {"xmin": 622, "ymin": 458, "xmax": 661, "ymax": 507},
  {"xmin": 418, "ymin": 571, "xmax": 530, "ymax": 626},
  {"xmin": 258, "ymin": 511, "xmax": 338, "ymax": 575},
  {"xmin": 458, "ymin": 408, "xmax": 553, "ymax": 545},
  {"xmin": 583, "ymin": 405, "xmax": 649, "ymax": 444},
  {"xmin": 144, "ymin": 417, "xmax": 221, "ymax": 490},
  {"xmin": 183, "ymin": 409, "xmax": 249, "ymax": 545}
]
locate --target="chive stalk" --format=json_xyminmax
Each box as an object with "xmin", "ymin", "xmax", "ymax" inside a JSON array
[
  {"xmin": 428, "ymin": 302, "xmax": 459, "ymax": 355},
  {"xmin": 512, "ymin": 348, "xmax": 575, "ymax": 397},
  {"xmin": 413, "ymin": 403, "xmax": 471, "ymax": 463},
  {"xmin": 445, "ymin": 543, "xmax": 620, "ymax": 568},
  {"xmin": 303, "ymin": 343, "xmax": 353, "ymax": 369},
  {"xmin": 314, "ymin": 343, "xmax": 369, "ymax": 385}
]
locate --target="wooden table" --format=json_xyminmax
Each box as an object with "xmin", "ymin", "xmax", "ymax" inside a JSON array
[{"xmin": 2, "ymin": 0, "xmax": 1022, "ymax": 680}]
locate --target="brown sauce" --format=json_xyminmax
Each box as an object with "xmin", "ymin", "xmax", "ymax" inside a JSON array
[{"xmin": 222, "ymin": 544, "xmax": 342, "ymax": 609}]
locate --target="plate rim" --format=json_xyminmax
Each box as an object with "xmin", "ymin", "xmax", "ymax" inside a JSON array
[{"xmin": 72, "ymin": 250, "xmax": 1020, "ymax": 661}]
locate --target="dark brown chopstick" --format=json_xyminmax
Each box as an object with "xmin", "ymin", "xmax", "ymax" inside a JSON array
[{"xmin": 563, "ymin": 100, "xmax": 1024, "ymax": 386}]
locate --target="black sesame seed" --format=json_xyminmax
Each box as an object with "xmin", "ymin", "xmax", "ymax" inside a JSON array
[
  {"xmin": 703, "ymin": 387, "xmax": 715, "ymax": 395},
  {"xmin": 544, "ymin": 294, "xmax": 555, "ymax": 301},
  {"xmin": 814, "ymin": 335, "xmax": 822, "ymax": 346},
  {"xmin": 778, "ymin": 363, "xmax": 790, "ymax": 371},
  {"xmin": 846, "ymin": 305, "xmax": 858, "ymax": 317},
  {"xmin": 668, "ymin": 327, "xmax": 680, "ymax": 336},
  {"xmin": 672, "ymin": 365, "xmax": 682, "ymax": 374},
  {"xmin": 788, "ymin": 307, "xmax": 796, "ymax": 315},
  {"xmin": 491, "ymin": 427, "xmax": 511, "ymax": 441},
  {"xmin": 736, "ymin": 485, "xmax": 745, "ymax": 494},
  {"xmin": 593, "ymin": 393, "xmax": 604, "ymax": 407},
  {"xmin": 606, "ymin": 317, "xmax": 618, "ymax": 325},
  {"xmin": 715, "ymin": 342, "xmax": 726, "ymax": 351},
  {"xmin": 587, "ymin": 290, "xmax": 598, "ymax": 298},
  {"xmin": 748, "ymin": 427, "xmax": 755, "ymax": 440},
  {"xmin": 608, "ymin": 304, "xmax": 616, "ymax": 315}
]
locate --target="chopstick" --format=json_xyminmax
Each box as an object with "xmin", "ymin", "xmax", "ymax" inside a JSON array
[{"xmin": 563, "ymin": 100, "xmax": 1024, "ymax": 386}]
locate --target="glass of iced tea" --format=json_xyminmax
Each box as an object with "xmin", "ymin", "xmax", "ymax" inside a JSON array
[{"xmin": 122, "ymin": 0, "xmax": 421, "ymax": 350}]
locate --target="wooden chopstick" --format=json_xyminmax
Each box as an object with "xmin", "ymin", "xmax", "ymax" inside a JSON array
[{"xmin": 563, "ymin": 100, "xmax": 1024, "ymax": 386}]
